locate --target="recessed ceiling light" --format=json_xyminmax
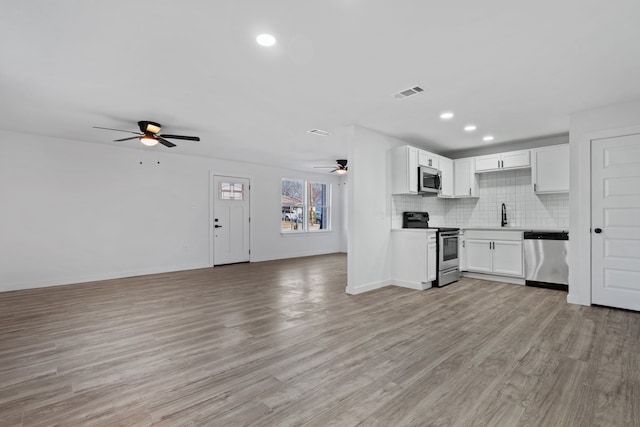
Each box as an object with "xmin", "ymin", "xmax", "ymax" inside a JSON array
[
  {"xmin": 256, "ymin": 34, "xmax": 276, "ymax": 47},
  {"xmin": 440, "ymin": 111, "xmax": 454, "ymax": 120},
  {"xmin": 464, "ymin": 124, "xmax": 477, "ymax": 132},
  {"xmin": 483, "ymin": 135, "xmax": 494, "ymax": 142}
]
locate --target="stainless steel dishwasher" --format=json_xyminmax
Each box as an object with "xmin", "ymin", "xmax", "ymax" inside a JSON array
[{"xmin": 524, "ymin": 231, "xmax": 569, "ymax": 291}]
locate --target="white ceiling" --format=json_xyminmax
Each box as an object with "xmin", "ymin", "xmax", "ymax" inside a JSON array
[{"xmin": 2, "ymin": 1, "xmax": 640, "ymax": 171}]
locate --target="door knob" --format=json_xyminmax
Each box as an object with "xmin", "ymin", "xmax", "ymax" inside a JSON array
[
  {"xmin": 594, "ymin": 228, "xmax": 602, "ymax": 233},
  {"xmin": 214, "ymin": 225, "xmax": 222, "ymax": 228}
]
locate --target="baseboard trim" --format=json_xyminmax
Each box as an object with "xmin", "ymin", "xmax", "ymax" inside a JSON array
[
  {"xmin": 462, "ymin": 272, "xmax": 525, "ymax": 285},
  {"xmin": 567, "ymin": 293, "xmax": 590, "ymax": 306},
  {"xmin": 0, "ymin": 262, "xmax": 212, "ymax": 293},
  {"xmin": 391, "ymin": 280, "xmax": 432, "ymax": 291},
  {"xmin": 346, "ymin": 280, "xmax": 392, "ymax": 295}
]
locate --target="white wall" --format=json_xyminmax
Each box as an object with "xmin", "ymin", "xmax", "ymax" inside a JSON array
[
  {"xmin": 346, "ymin": 126, "xmax": 406, "ymax": 294},
  {"xmin": 0, "ymin": 130, "xmax": 343, "ymax": 292},
  {"xmin": 569, "ymin": 99, "xmax": 640, "ymax": 306}
]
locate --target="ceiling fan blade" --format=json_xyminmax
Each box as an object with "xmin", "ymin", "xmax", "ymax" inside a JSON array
[
  {"xmin": 314, "ymin": 166, "xmax": 336, "ymax": 169},
  {"xmin": 159, "ymin": 134, "xmax": 200, "ymax": 141},
  {"xmin": 113, "ymin": 136, "xmax": 139, "ymax": 142},
  {"xmin": 93, "ymin": 126, "xmax": 141, "ymax": 135},
  {"xmin": 157, "ymin": 137, "xmax": 177, "ymax": 148},
  {"xmin": 330, "ymin": 168, "xmax": 339, "ymax": 173}
]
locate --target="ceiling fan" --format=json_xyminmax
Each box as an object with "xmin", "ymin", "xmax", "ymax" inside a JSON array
[
  {"xmin": 93, "ymin": 121, "xmax": 200, "ymax": 147},
  {"xmin": 314, "ymin": 159, "xmax": 348, "ymax": 174}
]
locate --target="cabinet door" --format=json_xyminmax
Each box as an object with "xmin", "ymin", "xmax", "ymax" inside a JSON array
[
  {"xmin": 493, "ymin": 240, "xmax": 523, "ymax": 277},
  {"xmin": 532, "ymin": 145, "xmax": 569, "ymax": 193},
  {"xmin": 408, "ymin": 146, "xmax": 418, "ymax": 193},
  {"xmin": 475, "ymin": 154, "xmax": 501, "ymax": 172},
  {"xmin": 454, "ymin": 159, "xmax": 471, "ymax": 197},
  {"xmin": 459, "ymin": 234, "xmax": 467, "ymax": 271},
  {"xmin": 427, "ymin": 241, "xmax": 437, "ymax": 282},
  {"xmin": 418, "ymin": 150, "xmax": 439, "ymax": 169},
  {"xmin": 501, "ymin": 150, "xmax": 530, "ymax": 169},
  {"xmin": 465, "ymin": 239, "xmax": 493, "ymax": 273},
  {"xmin": 438, "ymin": 156, "xmax": 454, "ymax": 198},
  {"xmin": 391, "ymin": 232, "xmax": 428, "ymax": 285}
]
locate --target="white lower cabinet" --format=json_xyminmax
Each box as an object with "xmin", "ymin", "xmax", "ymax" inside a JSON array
[
  {"xmin": 391, "ymin": 230, "xmax": 437, "ymax": 289},
  {"xmin": 459, "ymin": 231, "xmax": 467, "ymax": 271},
  {"xmin": 492, "ymin": 240, "xmax": 523, "ymax": 276},
  {"xmin": 464, "ymin": 230, "xmax": 523, "ymax": 277},
  {"xmin": 466, "ymin": 239, "xmax": 493, "ymax": 273},
  {"xmin": 427, "ymin": 236, "xmax": 437, "ymax": 282}
]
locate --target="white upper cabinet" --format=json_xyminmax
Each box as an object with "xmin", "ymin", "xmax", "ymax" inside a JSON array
[
  {"xmin": 391, "ymin": 145, "xmax": 419, "ymax": 194},
  {"xmin": 418, "ymin": 150, "xmax": 439, "ymax": 169},
  {"xmin": 453, "ymin": 158, "xmax": 479, "ymax": 197},
  {"xmin": 474, "ymin": 154, "xmax": 501, "ymax": 172},
  {"xmin": 475, "ymin": 150, "xmax": 530, "ymax": 173},
  {"xmin": 438, "ymin": 156, "xmax": 454, "ymax": 198},
  {"xmin": 532, "ymin": 144, "xmax": 569, "ymax": 193}
]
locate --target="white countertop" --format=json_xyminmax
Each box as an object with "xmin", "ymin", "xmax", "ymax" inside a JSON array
[
  {"xmin": 392, "ymin": 226, "xmax": 568, "ymax": 233},
  {"xmin": 461, "ymin": 226, "xmax": 568, "ymax": 232},
  {"xmin": 391, "ymin": 228, "xmax": 436, "ymax": 232}
]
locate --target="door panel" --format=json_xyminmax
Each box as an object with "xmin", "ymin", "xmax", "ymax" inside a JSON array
[
  {"xmin": 493, "ymin": 240, "xmax": 523, "ymax": 277},
  {"xmin": 592, "ymin": 134, "xmax": 640, "ymax": 311},
  {"xmin": 466, "ymin": 239, "xmax": 492, "ymax": 273},
  {"xmin": 501, "ymin": 150, "xmax": 530, "ymax": 169},
  {"xmin": 213, "ymin": 175, "xmax": 250, "ymax": 265}
]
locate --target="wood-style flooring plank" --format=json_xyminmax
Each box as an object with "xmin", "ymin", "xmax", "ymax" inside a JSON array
[{"xmin": 1, "ymin": 253, "xmax": 639, "ymax": 426}]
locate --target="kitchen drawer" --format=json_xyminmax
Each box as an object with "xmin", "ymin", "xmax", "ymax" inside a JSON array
[{"xmin": 466, "ymin": 230, "xmax": 522, "ymax": 241}]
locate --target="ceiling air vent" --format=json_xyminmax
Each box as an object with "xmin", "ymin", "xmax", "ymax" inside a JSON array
[
  {"xmin": 307, "ymin": 129, "xmax": 332, "ymax": 136},
  {"xmin": 392, "ymin": 85, "xmax": 424, "ymax": 99}
]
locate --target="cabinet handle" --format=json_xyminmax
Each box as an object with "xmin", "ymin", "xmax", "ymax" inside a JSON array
[
  {"xmin": 469, "ymin": 188, "xmax": 471, "ymax": 195},
  {"xmin": 463, "ymin": 241, "xmax": 465, "ymax": 248},
  {"xmin": 534, "ymin": 183, "xmax": 537, "ymax": 192},
  {"xmin": 498, "ymin": 160, "xmax": 500, "ymax": 169}
]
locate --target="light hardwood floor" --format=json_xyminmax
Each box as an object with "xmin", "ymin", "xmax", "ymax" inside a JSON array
[{"xmin": 1, "ymin": 253, "xmax": 639, "ymax": 426}]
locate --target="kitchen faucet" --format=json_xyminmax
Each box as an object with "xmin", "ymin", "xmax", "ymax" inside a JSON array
[{"xmin": 501, "ymin": 203, "xmax": 508, "ymax": 227}]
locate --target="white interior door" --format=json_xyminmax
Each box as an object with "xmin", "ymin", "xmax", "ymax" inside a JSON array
[
  {"xmin": 592, "ymin": 134, "xmax": 640, "ymax": 311},
  {"xmin": 213, "ymin": 175, "xmax": 250, "ymax": 266}
]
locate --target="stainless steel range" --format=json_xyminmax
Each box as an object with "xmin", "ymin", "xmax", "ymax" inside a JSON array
[{"xmin": 402, "ymin": 212, "xmax": 460, "ymax": 287}]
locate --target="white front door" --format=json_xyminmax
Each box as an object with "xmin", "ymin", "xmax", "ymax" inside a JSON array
[
  {"xmin": 213, "ymin": 175, "xmax": 250, "ymax": 266},
  {"xmin": 591, "ymin": 134, "xmax": 640, "ymax": 311}
]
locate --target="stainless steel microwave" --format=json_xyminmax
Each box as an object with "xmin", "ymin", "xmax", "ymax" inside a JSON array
[{"xmin": 419, "ymin": 166, "xmax": 441, "ymax": 194}]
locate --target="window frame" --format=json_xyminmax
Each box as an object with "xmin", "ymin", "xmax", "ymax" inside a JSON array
[{"xmin": 281, "ymin": 178, "xmax": 332, "ymax": 234}]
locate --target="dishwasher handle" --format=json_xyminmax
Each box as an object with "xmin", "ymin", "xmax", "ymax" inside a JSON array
[{"xmin": 524, "ymin": 231, "xmax": 569, "ymax": 240}]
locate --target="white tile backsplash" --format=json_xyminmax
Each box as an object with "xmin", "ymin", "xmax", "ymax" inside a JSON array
[{"xmin": 392, "ymin": 169, "xmax": 569, "ymax": 229}]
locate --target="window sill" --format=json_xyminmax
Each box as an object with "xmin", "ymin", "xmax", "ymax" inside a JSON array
[{"xmin": 281, "ymin": 230, "xmax": 332, "ymax": 236}]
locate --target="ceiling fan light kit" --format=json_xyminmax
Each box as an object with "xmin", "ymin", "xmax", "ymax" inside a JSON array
[{"xmin": 139, "ymin": 136, "xmax": 158, "ymax": 146}]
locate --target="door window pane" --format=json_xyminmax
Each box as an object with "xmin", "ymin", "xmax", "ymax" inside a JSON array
[{"xmin": 219, "ymin": 182, "xmax": 245, "ymax": 200}]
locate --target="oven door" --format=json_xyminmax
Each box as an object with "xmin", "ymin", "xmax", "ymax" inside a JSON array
[{"xmin": 439, "ymin": 232, "xmax": 459, "ymax": 271}]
